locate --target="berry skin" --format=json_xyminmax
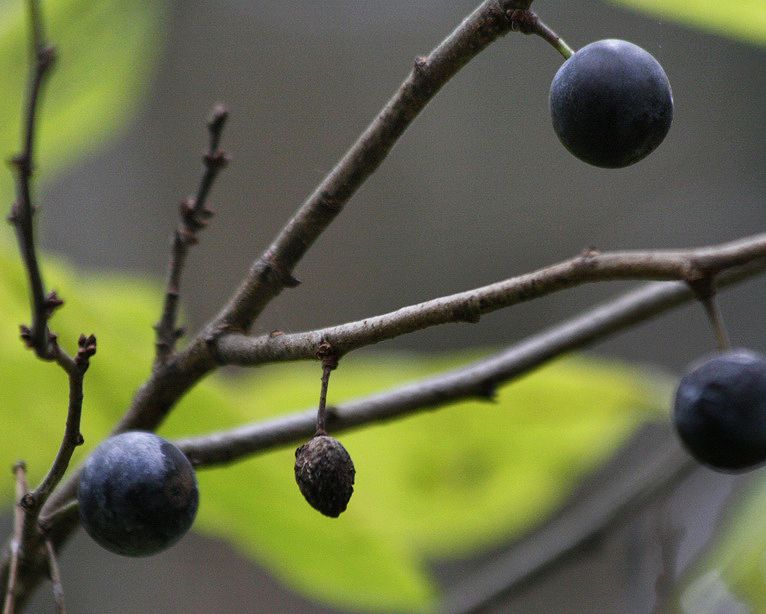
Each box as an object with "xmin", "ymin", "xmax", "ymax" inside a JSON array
[
  {"xmin": 673, "ymin": 349, "xmax": 766, "ymax": 472},
  {"xmin": 295, "ymin": 435, "xmax": 355, "ymax": 518},
  {"xmin": 78, "ymin": 431, "xmax": 199, "ymax": 556},
  {"xmin": 549, "ymin": 39, "xmax": 673, "ymax": 168}
]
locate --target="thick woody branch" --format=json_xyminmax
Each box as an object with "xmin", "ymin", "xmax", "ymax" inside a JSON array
[
  {"xmin": 8, "ymin": 0, "xmax": 57, "ymax": 359},
  {"xmin": 207, "ymin": 0, "xmax": 521, "ymax": 336},
  {"xmin": 155, "ymin": 105, "xmax": 229, "ymax": 365},
  {"xmin": 177, "ymin": 259, "xmax": 766, "ymax": 468},
  {"xmin": 215, "ymin": 234, "xmax": 766, "ymax": 366}
]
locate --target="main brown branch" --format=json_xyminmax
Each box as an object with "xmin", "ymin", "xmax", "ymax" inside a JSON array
[{"xmin": 215, "ymin": 233, "xmax": 766, "ymax": 366}]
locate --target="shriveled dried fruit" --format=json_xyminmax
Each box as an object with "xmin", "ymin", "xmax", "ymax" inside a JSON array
[{"xmin": 295, "ymin": 435, "xmax": 355, "ymax": 517}]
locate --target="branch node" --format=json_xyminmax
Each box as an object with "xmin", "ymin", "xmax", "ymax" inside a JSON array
[
  {"xmin": 37, "ymin": 45, "xmax": 57, "ymax": 72},
  {"xmin": 75, "ymin": 333, "xmax": 97, "ymax": 368},
  {"xmin": 316, "ymin": 341, "xmax": 340, "ymax": 370},
  {"xmin": 506, "ymin": 9, "xmax": 538, "ymax": 34},
  {"xmin": 44, "ymin": 290, "xmax": 64, "ymax": 317},
  {"xmin": 203, "ymin": 150, "xmax": 230, "ymax": 171},
  {"xmin": 20, "ymin": 492, "xmax": 36, "ymax": 512}
]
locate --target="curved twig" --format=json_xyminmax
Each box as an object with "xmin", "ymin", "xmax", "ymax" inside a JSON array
[{"xmin": 215, "ymin": 234, "xmax": 766, "ymax": 366}]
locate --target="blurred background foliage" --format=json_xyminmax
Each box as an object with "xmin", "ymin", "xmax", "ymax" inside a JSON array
[{"xmin": 0, "ymin": 0, "xmax": 764, "ymax": 612}]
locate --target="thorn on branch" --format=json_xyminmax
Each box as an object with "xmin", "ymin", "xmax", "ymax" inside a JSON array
[
  {"xmin": 19, "ymin": 324, "xmax": 32, "ymax": 345},
  {"xmin": 44, "ymin": 290, "xmax": 64, "ymax": 317},
  {"xmin": 36, "ymin": 45, "xmax": 57, "ymax": 72},
  {"xmin": 477, "ymin": 380, "xmax": 498, "ymax": 401},
  {"xmin": 259, "ymin": 252, "xmax": 301, "ymax": 288}
]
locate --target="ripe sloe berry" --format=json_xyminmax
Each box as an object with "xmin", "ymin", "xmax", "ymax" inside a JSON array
[
  {"xmin": 295, "ymin": 435, "xmax": 355, "ymax": 517},
  {"xmin": 78, "ymin": 431, "xmax": 199, "ymax": 556},
  {"xmin": 673, "ymin": 349, "xmax": 766, "ymax": 472},
  {"xmin": 549, "ymin": 39, "xmax": 673, "ymax": 168}
]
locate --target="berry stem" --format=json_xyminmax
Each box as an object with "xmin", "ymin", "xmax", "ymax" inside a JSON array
[
  {"xmin": 315, "ymin": 363, "xmax": 334, "ymax": 436},
  {"xmin": 701, "ymin": 295, "xmax": 732, "ymax": 351},
  {"xmin": 507, "ymin": 10, "xmax": 575, "ymax": 59}
]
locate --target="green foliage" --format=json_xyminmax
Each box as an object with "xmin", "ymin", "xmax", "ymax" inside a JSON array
[
  {"xmin": 0, "ymin": 0, "xmax": 167, "ymax": 209},
  {"xmin": 678, "ymin": 475, "xmax": 766, "ymax": 613},
  {"xmin": 606, "ymin": 0, "xmax": 766, "ymax": 46},
  {"xmin": 0, "ymin": 243, "xmax": 669, "ymax": 611}
]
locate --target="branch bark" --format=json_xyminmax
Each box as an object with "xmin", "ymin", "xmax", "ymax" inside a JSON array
[
  {"xmin": 214, "ymin": 234, "xmax": 766, "ymax": 366},
  {"xmin": 177, "ymin": 259, "xmax": 766, "ymax": 468}
]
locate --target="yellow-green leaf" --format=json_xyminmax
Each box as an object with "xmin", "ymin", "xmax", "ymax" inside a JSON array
[
  {"xmin": 606, "ymin": 0, "xmax": 766, "ymax": 46},
  {"xmin": 0, "ymin": 242, "xmax": 670, "ymax": 611},
  {"xmin": 0, "ymin": 0, "xmax": 167, "ymax": 208}
]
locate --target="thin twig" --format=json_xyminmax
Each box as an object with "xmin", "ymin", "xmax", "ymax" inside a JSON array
[
  {"xmin": 8, "ymin": 0, "xmax": 58, "ymax": 359},
  {"xmin": 43, "ymin": 539, "xmax": 65, "ymax": 614},
  {"xmin": 3, "ymin": 463, "xmax": 29, "ymax": 614},
  {"xmin": 155, "ymin": 105, "xmax": 229, "ymax": 365},
  {"xmin": 215, "ymin": 235, "xmax": 766, "ymax": 366},
  {"xmin": 176, "ymin": 260, "xmax": 766, "ymax": 468},
  {"xmin": 29, "ymin": 335, "xmax": 95, "ymax": 508}
]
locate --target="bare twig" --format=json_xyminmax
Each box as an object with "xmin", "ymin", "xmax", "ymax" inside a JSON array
[
  {"xmin": 215, "ymin": 234, "xmax": 766, "ymax": 366},
  {"xmin": 43, "ymin": 539, "xmax": 65, "ymax": 614},
  {"xmin": 29, "ymin": 335, "xmax": 95, "ymax": 508},
  {"xmin": 155, "ymin": 105, "xmax": 229, "ymax": 364},
  {"xmin": 176, "ymin": 260, "xmax": 766, "ymax": 468},
  {"xmin": 3, "ymin": 463, "xmax": 29, "ymax": 614},
  {"xmin": 8, "ymin": 0, "xmax": 58, "ymax": 359}
]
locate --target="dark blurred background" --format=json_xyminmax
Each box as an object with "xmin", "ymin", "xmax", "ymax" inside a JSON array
[{"xmin": 3, "ymin": 0, "xmax": 765, "ymax": 611}]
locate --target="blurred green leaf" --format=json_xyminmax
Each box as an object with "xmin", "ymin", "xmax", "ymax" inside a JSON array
[
  {"xmin": 0, "ymin": 0, "xmax": 167, "ymax": 209},
  {"xmin": 605, "ymin": 0, "xmax": 766, "ymax": 46},
  {"xmin": 678, "ymin": 475, "xmax": 766, "ymax": 613},
  {"xmin": 0, "ymin": 243, "xmax": 670, "ymax": 611}
]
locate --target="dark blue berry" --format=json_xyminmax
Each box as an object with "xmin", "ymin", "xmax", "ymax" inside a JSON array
[
  {"xmin": 78, "ymin": 431, "xmax": 199, "ymax": 556},
  {"xmin": 549, "ymin": 39, "xmax": 673, "ymax": 168},
  {"xmin": 673, "ymin": 350, "xmax": 766, "ymax": 472}
]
